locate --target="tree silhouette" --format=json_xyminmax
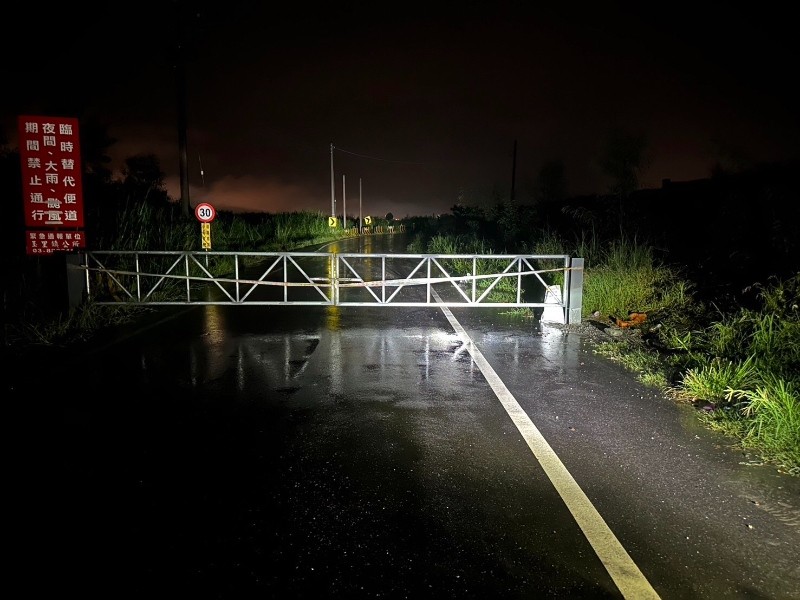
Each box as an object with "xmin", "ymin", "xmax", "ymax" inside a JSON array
[
  {"xmin": 122, "ymin": 154, "xmax": 169, "ymax": 206},
  {"xmin": 533, "ymin": 159, "xmax": 567, "ymax": 226},
  {"xmin": 80, "ymin": 119, "xmax": 117, "ymax": 184},
  {"xmin": 598, "ymin": 128, "xmax": 651, "ymax": 231}
]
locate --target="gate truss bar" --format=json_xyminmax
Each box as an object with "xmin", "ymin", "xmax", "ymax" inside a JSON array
[{"xmin": 75, "ymin": 251, "xmax": 584, "ymax": 324}]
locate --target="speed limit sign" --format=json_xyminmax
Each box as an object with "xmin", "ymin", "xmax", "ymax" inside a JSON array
[{"xmin": 194, "ymin": 202, "xmax": 216, "ymax": 223}]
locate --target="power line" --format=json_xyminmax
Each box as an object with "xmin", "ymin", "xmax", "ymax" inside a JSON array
[{"xmin": 333, "ymin": 145, "xmax": 431, "ymax": 166}]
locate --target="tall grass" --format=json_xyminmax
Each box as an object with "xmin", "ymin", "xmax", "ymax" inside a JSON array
[
  {"xmin": 263, "ymin": 211, "xmax": 334, "ymax": 249},
  {"xmin": 581, "ymin": 237, "xmax": 696, "ymax": 321},
  {"xmin": 675, "ymin": 275, "xmax": 800, "ymax": 474},
  {"xmin": 97, "ymin": 199, "xmax": 196, "ymax": 251},
  {"xmin": 734, "ymin": 375, "xmax": 799, "ymax": 469},
  {"xmin": 679, "ymin": 354, "xmax": 760, "ymax": 404},
  {"xmin": 423, "ymin": 234, "xmax": 524, "ymax": 306},
  {"xmin": 549, "ymin": 232, "xmax": 799, "ymax": 475}
]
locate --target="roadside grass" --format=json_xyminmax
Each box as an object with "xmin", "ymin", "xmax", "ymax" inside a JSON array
[
  {"xmin": 422, "ymin": 234, "xmax": 527, "ymax": 309},
  {"xmin": 585, "ymin": 249, "xmax": 799, "ymax": 476},
  {"xmin": 418, "ymin": 232, "xmax": 575, "ymax": 316},
  {"xmin": 5, "ymin": 302, "xmax": 151, "ymax": 349},
  {"xmin": 735, "ymin": 376, "xmax": 800, "ymax": 470}
]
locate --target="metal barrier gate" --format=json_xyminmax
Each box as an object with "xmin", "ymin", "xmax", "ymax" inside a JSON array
[{"xmin": 70, "ymin": 251, "xmax": 584, "ymax": 324}]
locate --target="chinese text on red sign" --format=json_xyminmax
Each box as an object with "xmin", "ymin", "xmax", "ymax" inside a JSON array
[
  {"xmin": 18, "ymin": 115, "xmax": 85, "ymax": 229},
  {"xmin": 26, "ymin": 230, "xmax": 87, "ymax": 255}
]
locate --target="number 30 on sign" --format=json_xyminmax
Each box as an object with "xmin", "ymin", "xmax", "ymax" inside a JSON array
[{"xmin": 195, "ymin": 202, "xmax": 216, "ymax": 223}]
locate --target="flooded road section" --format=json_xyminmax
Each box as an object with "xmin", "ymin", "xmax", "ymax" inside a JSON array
[{"xmin": 10, "ymin": 302, "xmax": 800, "ymax": 599}]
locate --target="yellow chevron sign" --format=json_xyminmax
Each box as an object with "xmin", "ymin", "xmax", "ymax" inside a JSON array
[
  {"xmin": 364, "ymin": 216, "xmax": 372, "ymax": 225},
  {"xmin": 328, "ymin": 216, "xmax": 339, "ymax": 228}
]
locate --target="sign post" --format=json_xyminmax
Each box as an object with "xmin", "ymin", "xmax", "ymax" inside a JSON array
[{"xmin": 194, "ymin": 202, "xmax": 216, "ymax": 251}]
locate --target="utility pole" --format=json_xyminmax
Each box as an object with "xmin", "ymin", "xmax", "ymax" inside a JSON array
[
  {"xmin": 175, "ymin": 2, "xmax": 190, "ymax": 218},
  {"xmin": 359, "ymin": 178, "xmax": 362, "ymax": 231},
  {"xmin": 330, "ymin": 143, "xmax": 335, "ymax": 218},
  {"xmin": 510, "ymin": 139, "xmax": 517, "ymax": 203},
  {"xmin": 342, "ymin": 174, "xmax": 346, "ymax": 229}
]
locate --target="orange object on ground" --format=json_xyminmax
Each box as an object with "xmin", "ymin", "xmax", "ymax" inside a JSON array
[{"xmin": 615, "ymin": 312, "xmax": 647, "ymax": 328}]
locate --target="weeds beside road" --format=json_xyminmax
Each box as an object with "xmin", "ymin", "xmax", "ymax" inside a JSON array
[{"xmin": 565, "ymin": 260, "xmax": 798, "ymax": 477}]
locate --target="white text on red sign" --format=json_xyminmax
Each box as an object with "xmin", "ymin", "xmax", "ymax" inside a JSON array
[
  {"xmin": 18, "ymin": 115, "xmax": 85, "ymax": 229},
  {"xmin": 26, "ymin": 230, "xmax": 87, "ymax": 255}
]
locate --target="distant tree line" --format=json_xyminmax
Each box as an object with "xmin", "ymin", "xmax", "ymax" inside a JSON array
[
  {"xmin": 409, "ymin": 144, "xmax": 799, "ymax": 300},
  {"xmin": 426, "ymin": 127, "xmax": 797, "ymax": 297}
]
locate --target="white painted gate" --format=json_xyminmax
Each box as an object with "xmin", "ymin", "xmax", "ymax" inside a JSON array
[{"xmin": 70, "ymin": 251, "xmax": 584, "ymax": 324}]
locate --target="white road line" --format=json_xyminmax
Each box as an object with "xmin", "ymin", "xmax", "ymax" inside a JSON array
[{"xmin": 439, "ymin": 304, "xmax": 661, "ymax": 600}]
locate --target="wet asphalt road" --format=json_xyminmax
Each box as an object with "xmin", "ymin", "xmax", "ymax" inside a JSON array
[{"xmin": 8, "ymin": 234, "xmax": 800, "ymax": 599}]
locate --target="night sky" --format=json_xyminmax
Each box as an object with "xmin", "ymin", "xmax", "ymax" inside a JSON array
[{"xmin": 3, "ymin": 1, "xmax": 798, "ymax": 219}]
